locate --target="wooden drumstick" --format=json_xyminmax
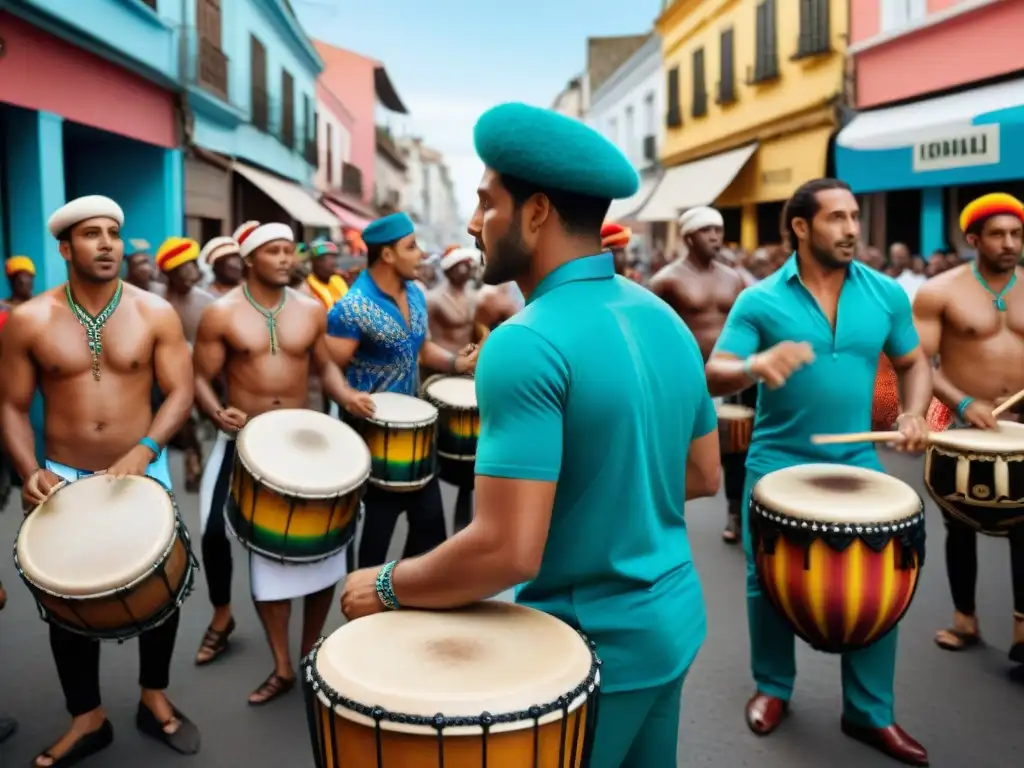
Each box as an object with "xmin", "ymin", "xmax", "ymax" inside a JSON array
[
  {"xmin": 992, "ymin": 386, "xmax": 1024, "ymax": 417},
  {"xmin": 811, "ymin": 431, "xmax": 905, "ymax": 445}
]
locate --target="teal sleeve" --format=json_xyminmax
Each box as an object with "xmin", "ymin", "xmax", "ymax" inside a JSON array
[
  {"xmin": 694, "ymin": 391, "xmax": 717, "ymax": 438},
  {"xmin": 474, "ymin": 325, "xmax": 568, "ymax": 482},
  {"xmin": 883, "ymin": 281, "xmax": 920, "ymax": 359},
  {"xmin": 712, "ymin": 290, "xmax": 761, "ymax": 359}
]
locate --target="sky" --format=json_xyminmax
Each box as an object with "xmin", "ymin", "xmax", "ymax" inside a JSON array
[{"xmin": 293, "ymin": 0, "xmax": 663, "ymax": 220}]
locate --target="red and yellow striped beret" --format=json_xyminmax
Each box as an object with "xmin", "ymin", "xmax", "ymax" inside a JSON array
[
  {"xmin": 601, "ymin": 222, "xmax": 631, "ymax": 249},
  {"xmin": 155, "ymin": 237, "xmax": 200, "ymax": 273},
  {"xmin": 959, "ymin": 193, "xmax": 1024, "ymax": 234}
]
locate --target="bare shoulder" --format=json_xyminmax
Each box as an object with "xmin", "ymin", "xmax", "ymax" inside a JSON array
[
  {"xmin": 286, "ymin": 286, "xmax": 322, "ymax": 314},
  {"xmin": 712, "ymin": 260, "xmax": 746, "ymax": 289},
  {"xmin": 5, "ymin": 289, "xmax": 63, "ymax": 338},
  {"xmin": 648, "ymin": 262, "xmax": 683, "ymax": 293},
  {"xmin": 127, "ymin": 282, "xmax": 174, "ymax": 314},
  {"xmin": 916, "ymin": 265, "xmax": 970, "ymax": 303}
]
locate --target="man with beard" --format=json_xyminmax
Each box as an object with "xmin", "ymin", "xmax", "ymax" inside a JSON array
[
  {"xmin": 0, "ymin": 195, "xmax": 199, "ymax": 765},
  {"xmin": 191, "ymin": 220, "xmax": 374, "ymax": 698},
  {"xmin": 649, "ymin": 206, "xmax": 750, "ymax": 543},
  {"xmin": 913, "ymin": 193, "xmax": 1024, "ymax": 662},
  {"xmin": 124, "ymin": 239, "xmax": 157, "ymax": 291},
  {"xmin": 338, "ymin": 103, "xmax": 722, "ymax": 768},
  {"xmin": 326, "ymin": 213, "xmax": 478, "ymax": 568},
  {"xmin": 201, "ymin": 236, "xmax": 244, "ymax": 297},
  {"xmin": 300, "ymin": 237, "xmax": 348, "ymax": 309},
  {"xmin": 705, "ymin": 178, "xmax": 932, "ymax": 765}
]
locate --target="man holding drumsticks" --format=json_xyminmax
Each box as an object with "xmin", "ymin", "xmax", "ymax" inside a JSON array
[
  {"xmin": 705, "ymin": 178, "xmax": 933, "ymax": 765},
  {"xmin": 912, "ymin": 192, "xmax": 1024, "ymax": 662}
]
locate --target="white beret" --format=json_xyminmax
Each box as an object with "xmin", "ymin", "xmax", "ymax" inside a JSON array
[
  {"xmin": 237, "ymin": 222, "xmax": 294, "ymax": 259},
  {"xmin": 679, "ymin": 206, "xmax": 724, "ymax": 236},
  {"xmin": 440, "ymin": 247, "xmax": 481, "ymax": 272},
  {"xmin": 47, "ymin": 196, "xmax": 125, "ymax": 238},
  {"xmin": 200, "ymin": 236, "xmax": 240, "ymax": 265}
]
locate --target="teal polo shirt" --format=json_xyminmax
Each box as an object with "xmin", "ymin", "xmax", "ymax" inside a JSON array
[
  {"xmin": 474, "ymin": 253, "xmax": 716, "ymax": 693},
  {"xmin": 713, "ymin": 255, "xmax": 920, "ymax": 476}
]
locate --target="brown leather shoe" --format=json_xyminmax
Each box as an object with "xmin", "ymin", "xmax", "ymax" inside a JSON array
[
  {"xmin": 745, "ymin": 692, "xmax": 788, "ymax": 736},
  {"xmin": 841, "ymin": 719, "xmax": 929, "ymax": 765}
]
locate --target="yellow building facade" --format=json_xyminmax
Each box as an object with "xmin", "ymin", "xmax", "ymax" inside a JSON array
[{"xmin": 639, "ymin": 0, "xmax": 848, "ymax": 252}]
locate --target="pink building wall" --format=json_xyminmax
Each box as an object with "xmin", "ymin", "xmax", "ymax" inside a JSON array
[
  {"xmin": 851, "ymin": 0, "xmax": 1024, "ymax": 108},
  {"xmin": 0, "ymin": 13, "xmax": 177, "ymax": 148},
  {"xmin": 314, "ymin": 41, "xmax": 377, "ymax": 206}
]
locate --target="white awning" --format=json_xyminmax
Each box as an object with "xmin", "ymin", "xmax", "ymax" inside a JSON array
[
  {"xmin": 636, "ymin": 143, "xmax": 758, "ymax": 222},
  {"xmin": 837, "ymin": 78, "xmax": 1024, "ymax": 151},
  {"xmin": 605, "ymin": 173, "xmax": 659, "ymax": 222},
  {"xmin": 233, "ymin": 162, "xmax": 340, "ymax": 228}
]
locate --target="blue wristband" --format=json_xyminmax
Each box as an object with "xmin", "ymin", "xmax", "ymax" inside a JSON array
[
  {"xmin": 138, "ymin": 437, "xmax": 161, "ymax": 462},
  {"xmin": 955, "ymin": 397, "xmax": 975, "ymax": 419},
  {"xmin": 374, "ymin": 560, "xmax": 401, "ymax": 611}
]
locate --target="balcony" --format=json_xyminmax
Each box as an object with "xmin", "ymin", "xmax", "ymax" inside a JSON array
[
  {"xmin": 341, "ymin": 162, "xmax": 363, "ymax": 198},
  {"xmin": 375, "ymin": 126, "xmax": 407, "ymax": 171},
  {"xmin": 197, "ymin": 38, "xmax": 228, "ymax": 101}
]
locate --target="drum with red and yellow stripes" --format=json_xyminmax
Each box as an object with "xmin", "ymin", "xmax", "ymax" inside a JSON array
[{"xmin": 749, "ymin": 464, "xmax": 925, "ymax": 654}]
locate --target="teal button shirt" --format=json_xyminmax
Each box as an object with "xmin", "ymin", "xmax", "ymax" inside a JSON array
[
  {"xmin": 713, "ymin": 255, "xmax": 920, "ymax": 475},
  {"xmin": 474, "ymin": 253, "xmax": 716, "ymax": 693}
]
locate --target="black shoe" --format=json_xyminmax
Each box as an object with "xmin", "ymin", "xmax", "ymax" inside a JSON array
[
  {"xmin": 136, "ymin": 702, "xmax": 200, "ymax": 755},
  {"xmin": 31, "ymin": 719, "xmax": 113, "ymax": 767}
]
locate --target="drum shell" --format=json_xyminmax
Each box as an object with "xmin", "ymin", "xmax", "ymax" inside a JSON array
[
  {"xmin": 228, "ymin": 452, "xmax": 362, "ymax": 562},
  {"xmin": 718, "ymin": 415, "xmax": 752, "ymax": 455},
  {"xmin": 348, "ymin": 414, "xmax": 437, "ymax": 492},
  {"xmin": 749, "ymin": 496, "xmax": 925, "ymax": 654},
  {"xmin": 924, "ymin": 442, "xmax": 1024, "ymax": 536},
  {"xmin": 422, "ymin": 376, "xmax": 480, "ymax": 462}
]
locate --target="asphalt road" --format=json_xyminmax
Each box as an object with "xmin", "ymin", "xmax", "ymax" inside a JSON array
[{"xmin": 0, "ymin": 448, "xmax": 1022, "ymax": 768}]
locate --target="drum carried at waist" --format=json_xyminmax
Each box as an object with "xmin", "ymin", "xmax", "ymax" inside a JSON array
[
  {"xmin": 229, "ymin": 409, "xmax": 369, "ymax": 563},
  {"xmin": 925, "ymin": 422, "xmax": 1024, "ymax": 536},
  {"xmin": 350, "ymin": 393, "xmax": 438, "ymax": 492},
  {"xmin": 14, "ymin": 474, "xmax": 196, "ymax": 641},
  {"xmin": 303, "ymin": 602, "xmax": 599, "ymax": 767},
  {"xmin": 750, "ymin": 464, "xmax": 925, "ymax": 654},
  {"xmin": 422, "ymin": 374, "xmax": 478, "ymax": 487}
]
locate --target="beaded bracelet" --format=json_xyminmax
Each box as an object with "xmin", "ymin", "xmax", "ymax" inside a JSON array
[
  {"xmin": 956, "ymin": 397, "xmax": 975, "ymax": 419},
  {"xmin": 374, "ymin": 560, "xmax": 401, "ymax": 611}
]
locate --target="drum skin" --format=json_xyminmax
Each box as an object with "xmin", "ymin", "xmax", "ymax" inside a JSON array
[
  {"xmin": 750, "ymin": 499, "xmax": 925, "ymax": 654},
  {"xmin": 352, "ymin": 419, "xmax": 437, "ymax": 491}
]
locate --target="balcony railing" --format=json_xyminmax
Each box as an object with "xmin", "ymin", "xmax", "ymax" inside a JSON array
[
  {"xmin": 197, "ymin": 38, "xmax": 228, "ymax": 101},
  {"xmin": 341, "ymin": 162, "xmax": 363, "ymax": 198}
]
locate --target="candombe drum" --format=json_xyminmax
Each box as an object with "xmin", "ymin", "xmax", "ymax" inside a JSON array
[
  {"xmin": 422, "ymin": 374, "xmax": 479, "ymax": 484},
  {"xmin": 925, "ymin": 422, "xmax": 1024, "ymax": 536},
  {"xmin": 716, "ymin": 403, "xmax": 754, "ymax": 454},
  {"xmin": 350, "ymin": 393, "xmax": 438, "ymax": 492},
  {"xmin": 14, "ymin": 474, "xmax": 196, "ymax": 640},
  {"xmin": 302, "ymin": 602, "xmax": 600, "ymax": 767},
  {"xmin": 749, "ymin": 464, "xmax": 925, "ymax": 653},
  {"xmin": 229, "ymin": 409, "xmax": 369, "ymax": 562}
]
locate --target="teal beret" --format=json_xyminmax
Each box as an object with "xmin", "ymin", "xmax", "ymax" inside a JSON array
[
  {"xmin": 363, "ymin": 212, "xmax": 415, "ymax": 246},
  {"xmin": 474, "ymin": 103, "xmax": 639, "ymax": 200}
]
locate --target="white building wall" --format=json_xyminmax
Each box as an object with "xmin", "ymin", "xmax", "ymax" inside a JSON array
[
  {"xmin": 374, "ymin": 150, "xmax": 407, "ymax": 210},
  {"xmin": 315, "ymin": 101, "xmax": 350, "ymax": 192}
]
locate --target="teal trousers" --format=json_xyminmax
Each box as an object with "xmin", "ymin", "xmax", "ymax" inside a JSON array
[
  {"xmin": 589, "ymin": 674, "xmax": 685, "ymax": 768},
  {"xmin": 742, "ymin": 473, "xmax": 897, "ymax": 728}
]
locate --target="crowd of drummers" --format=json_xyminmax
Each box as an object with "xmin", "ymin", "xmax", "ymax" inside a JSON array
[{"xmin": 0, "ymin": 99, "xmax": 1022, "ymax": 768}]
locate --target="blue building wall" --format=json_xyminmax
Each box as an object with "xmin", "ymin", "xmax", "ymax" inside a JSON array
[{"xmin": 182, "ymin": 0, "xmax": 323, "ymax": 183}]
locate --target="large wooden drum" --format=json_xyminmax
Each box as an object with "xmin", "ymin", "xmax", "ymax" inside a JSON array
[
  {"xmin": 229, "ymin": 409, "xmax": 369, "ymax": 562},
  {"xmin": 422, "ymin": 374, "xmax": 479, "ymax": 486},
  {"xmin": 925, "ymin": 422, "xmax": 1024, "ymax": 536},
  {"xmin": 717, "ymin": 403, "xmax": 754, "ymax": 454},
  {"xmin": 749, "ymin": 464, "xmax": 925, "ymax": 654},
  {"xmin": 350, "ymin": 393, "xmax": 438, "ymax": 492},
  {"xmin": 14, "ymin": 474, "xmax": 196, "ymax": 640},
  {"xmin": 302, "ymin": 602, "xmax": 600, "ymax": 767}
]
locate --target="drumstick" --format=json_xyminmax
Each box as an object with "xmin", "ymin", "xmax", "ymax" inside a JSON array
[
  {"xmin": 992, "ymin": 386, "xmax": 1024, "ymax": 417},
  {"xmin": 811, "ymin": 431, "xmax": 905, "ymax": 445}
]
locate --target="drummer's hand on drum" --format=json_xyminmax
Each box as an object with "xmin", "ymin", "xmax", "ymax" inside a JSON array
[
  {"xmin": 340, "ymin": 567, "xmax": 387, "ymax": 621},
  {"xmin": 22, "ymin": 468, "xmax": 61, "ymax": 509},
  {"xmin": 341, "ymin": 390, "xmax": 376, "ymax": 419},
  {"xmin": 454, "ymin": 344, "xmax": 479, "ymax": 375},
  {"xmin": 214, "ymin": 406, "xmax": 249, "ymax": 433},
  {"xmin": 894, "ymin": 413, "xmax": 930, "ymax": 453},
  {"xmin": 106, "ymin": 443, "xmax": 154, "ymax": 479},
  {"xmin": 962, "ymin": 399, "xmax": 999, "ymax": 430},
  {"xmin": 749, "ymin": 341, "xmax": 815, "ymax": 389}
]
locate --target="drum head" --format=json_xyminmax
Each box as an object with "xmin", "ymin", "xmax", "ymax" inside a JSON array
[
  {"xmin": 717, "ymin": 404, "xmax": 753, "ymax": 420},
  {"xmin": 929, "ymin": 421, "xmax": 1024, "ymax": 452},
  {"xmin": 370, "ymin": 392, "xmax": 437, "ymax": 426},
  {"xmin": 753, "ymin": 463, "xmax": 919, "ymax": 524},
  {"xmin": 238, "ymin": 409, "xmax": 370, "ymax": 497},
  {"xmin": 17, "ymin": 475, "xmax": 175, "ymax": 596},
  {"xmin": 314, "ymin": 603, "xmax": 594, "ymax": 733},
  {"xmin": 425, "ymin": 376, "xmax": 477, "ymax": 409}
]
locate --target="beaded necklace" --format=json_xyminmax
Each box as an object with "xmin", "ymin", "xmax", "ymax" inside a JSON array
[
  {"xmin": 65, "ymin": 280, "xmax": 123, "ymax": 381},
  {"xmin": 972, "ymin": 260, "xmax": 1016, "ymax": 312},
  {"xmin": 243, "ymin": 283, "xmax": 286, "ymax": 354}
]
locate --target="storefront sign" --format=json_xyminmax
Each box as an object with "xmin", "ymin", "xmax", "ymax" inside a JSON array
[{"xmin": 913, "ymin": 124, "xmax": 1000, "ymax": 173}]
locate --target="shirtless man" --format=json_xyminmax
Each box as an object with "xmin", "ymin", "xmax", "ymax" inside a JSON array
[
  {"xmin": 192, "ymin": 220, "xmax": 374, "ymax": 702},
  {"xmin": 200, "ymin": 236, "xmax": 244, "ymax": 297},
  {"xmin": 650, "ymin": 206, "xmax": 749, "ymax": 542},
  {"xmin": 2, "ymin": 256, "xmax": 35, "ymax": 309},
  {"xmin": 474, "ymin": 281, "xmax": 522, "ymax": 332},
  {"xmin": 0, "ymin": 195, "xmax": 199, "ymax": 765},
  {"xmin": 913, "ymin": 192, "xmax": 1024, "ymax": 663},
  {"xmin": 125, "ymin": 240, "xmax": 156, "ymax": 291}
]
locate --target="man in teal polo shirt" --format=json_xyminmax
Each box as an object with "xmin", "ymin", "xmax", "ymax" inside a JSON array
[
  {"xmin": 338, "ymin": 102, "xmax": 722, "ymax": 767},
  {"xmin": 706, "ymin": 178, "xmax": 933, "ymax": 766}
]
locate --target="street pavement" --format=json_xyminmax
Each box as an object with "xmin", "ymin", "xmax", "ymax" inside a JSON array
[{"xmin": 0, "ymin": 448, "xmax": 1022, "ymax": 767}]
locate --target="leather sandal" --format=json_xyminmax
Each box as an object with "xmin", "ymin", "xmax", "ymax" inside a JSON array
[
  {"xmin": 195, "ymin": 617, "xmax": 235, "ymax": 666},
  {"xmin": 248, "ymin": 672, "xmax": 296, "ymax": 707}
]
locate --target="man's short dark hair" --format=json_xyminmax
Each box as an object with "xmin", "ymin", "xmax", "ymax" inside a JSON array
[
  {"xmin": 965, "ymin": 215, "xmax": 998, "ymax": 238},
  {"xmin": 366, "ymin": 240, "xmax": 400, "ymax": 266},
  {"xmin": 499, "ymin": 174, "xmax": 610, "ymax": 237},
  {"xmin": 783, "ymin": 178, "xmax": 852, "ymax": 246}
]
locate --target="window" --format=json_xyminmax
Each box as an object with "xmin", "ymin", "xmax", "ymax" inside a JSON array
[
  {"xmin": 608, "ymin": 117, "xmax": 618, "ymax": 144},
  {"xmin": 881, "ymin": 0, "xmax": 927, "ymax": 33},
  {"xmin": 643, "ymin": 92, "xmax": 655, "ymax": 136},
  {"xmin": 666, "ymin": 67, "xmax": 682, "ymax": 128},
  {"xmin": 281, "ymin": 70, "xmax": 295, "ymax": 148},
  {"xmin": 718, "ymin": 28, "xmax": 736, "ymax": 104},
  {"xmin": 692, "ymin": 48, "xmax": 708, "ymax": 117},
  {"xmin": 303, "ymin": 95, "xmax": 318, "ymax": 165},
  {"xmin": 752, "ymin": 0, "xmax": 779, "ymax": 83},
  {"xmin": 796, "ymin": 0, "xmax": 831, "ymax": 57},
  {"xmin": 250, "ymin": 36, "xmax": 268, "ymax": 131},
  {"xmin": 625, "ymin": 106, "xmax": 635, "ymax": 156},
  {"xmin": 326, "ymin": 122, "xmax": 334, "ymax": 185},
  {"xmin": 195, "ymin": 0, "xmax": 227, "ymax": 98}
]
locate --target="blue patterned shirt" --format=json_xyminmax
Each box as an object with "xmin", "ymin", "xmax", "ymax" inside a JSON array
[{"xmin": 326, "ymin": 270, "xmax": 428, "ymax": 396}]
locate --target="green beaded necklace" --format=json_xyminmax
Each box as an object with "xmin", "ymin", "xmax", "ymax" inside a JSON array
[
  {"xmin": 243, "ymin": 284, "xmax": 286, "ymax": 354},
  {"xmin": 972, "ymin": 260, "xmax": 1016, "ymax": 312},
  {"xmin": 65, "ymin": 280, "xmax": 124, "ymax": 381}
]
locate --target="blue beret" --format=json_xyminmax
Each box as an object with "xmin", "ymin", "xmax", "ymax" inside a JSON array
[
  {"xmin": 474, "ymin": 103, "xmax": 639, "ymax": 200},
  {"xmin": 362, "ymin": 212, "xmax": 415, "ymax": 246}
]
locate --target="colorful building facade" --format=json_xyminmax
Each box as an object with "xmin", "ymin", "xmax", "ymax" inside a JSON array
[
  {"xmin": 640, "ymin": 0, "xmax": 848, "ymax": 253},
  {"xmin": 837, "ymin": 0, "xmax": 1023, "ymax": 256}
]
